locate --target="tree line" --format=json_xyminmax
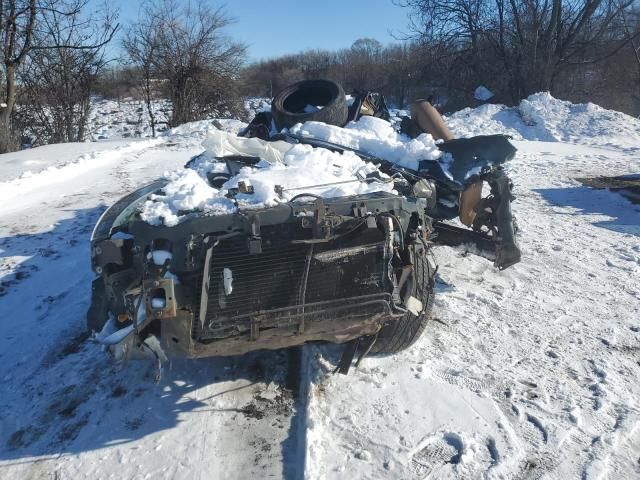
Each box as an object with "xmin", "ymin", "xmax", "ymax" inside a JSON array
[
  {"xmin": 1, "ymin": 0, "xmax": 639, "ymax": 153},
  {"xmin": 241, "ymin": 1, "xmax": 640, "ymax": 115},
  {"xmin": 1, "ymin": 0, "xmax": 245, "ymax": 152}
]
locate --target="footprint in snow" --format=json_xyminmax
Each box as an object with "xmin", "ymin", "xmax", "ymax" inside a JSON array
[
  {"xmin": 525, "ymin": 413, "xmax": 549, "ymax": 444},
  {"xmin": 410, "ymin": 432, "xmax": 499, "ymax": 477},
  {"xmin": 410, "ymin": 432, "xmax": 464, "ymax": 476}
]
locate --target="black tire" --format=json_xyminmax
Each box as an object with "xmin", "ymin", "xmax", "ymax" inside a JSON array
[
  {"xmin": 370, "ymin": 240, "xmax": 436, "ymax": 354},
  {"xmin": 271, "ymin": 79, "xmax": 348, "ymax": 131}
]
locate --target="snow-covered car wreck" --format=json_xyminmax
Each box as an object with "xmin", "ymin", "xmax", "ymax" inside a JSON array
[{"xmin": 87, "ymin": 80, "xmax": 521, "ymax": 369}]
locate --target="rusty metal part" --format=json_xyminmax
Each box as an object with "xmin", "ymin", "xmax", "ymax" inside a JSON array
[
  {"xmin": 142, "ymin": 278, "xmax": 177, "ymax": 319},
  {"xmin": 459, "ymin": 181, "xmax": 483, "ymax": 226},
  {"xmin": 158, "ymin": 308, "xmax": 389, "ymax": 358},
  {"xmin": 411, "ymin": 100, "xmax": 455, "ymax": 141}
]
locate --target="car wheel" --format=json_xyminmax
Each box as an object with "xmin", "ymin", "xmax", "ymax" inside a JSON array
[
  {"xmin": 271, "ymin": 79, "xmax": 348, "ymax": 131},
  {"xmin": 370, "ymin": 240, "xmax": 436, "ymax": 354}
]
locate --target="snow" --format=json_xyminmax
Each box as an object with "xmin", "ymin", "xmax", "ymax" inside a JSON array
[
  {"xmin": 87, "ymin": 97, "xmax": 248, "ymax": 142},
  {"xmin": 151, "ymin": 298, "xmax": 166, "ymax": 309},
  {"xmin": 302, "ymin": 98, "xmax": 640, "ymax": 479},
  {"xmin": 447, "ymin": 92, "xmax": 640, "ymax": 154},
  {"xmin": 290, "ymin": 115, "xmax": 442, "ymax": 170},
  {"xmin": 150, "ymin": 250, "xmax": 172, "ymax": 266},
  {"xmin": 140, "ymin": 168, "xmax": 236, "ymax": 226},
  {"xmin": 87, "ymin": 98, "xmax": 171, "ymax": 141},
  {"xmin": 19, "ymin": 96, "xmax": 258, "ymax": 145},
  {"xmin": 245, "ymin": 97, "xmax": 271, "ymax": 114},
  {"xmin": 303, "ymin": 104, "xmax": 322, "ymax": 113},
  {"xmin": 0, "ymin": 140, "xmax": 139, "ymax": 183},
  {"xmin": 139, "ymin": 130, "xmax": 396, "ymax": 226},
  {"xmin": 1, "ymin": 93, "xmax": 639, "ymax": 479}
]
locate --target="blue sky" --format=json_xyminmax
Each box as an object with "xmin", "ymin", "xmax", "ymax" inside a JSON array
[{"xmin": 104, "ymin": 0, "xmax": 413, "ymax": 62}]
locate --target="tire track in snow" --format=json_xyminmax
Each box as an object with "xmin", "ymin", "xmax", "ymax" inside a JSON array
[{"xmin": 0, "ymin": 138, "xmax": 165, "ymax": 205}]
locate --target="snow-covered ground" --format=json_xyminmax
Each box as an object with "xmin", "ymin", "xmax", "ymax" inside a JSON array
[
  {"xmin": 1, "ymin": 93, "xmax": 639, "ymax": 479},
  {"xmin": 85, "ymin": 98, "xmax": 171, "ymax": 141},
  {"xmin": 85, "ymin": 97, "xmax": 267, "ymax": 142}
]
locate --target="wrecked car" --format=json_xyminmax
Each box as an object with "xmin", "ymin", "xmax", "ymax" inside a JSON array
[{"xmin": 87, "ymin": 79, "xmax": 520, "ymax": 368}]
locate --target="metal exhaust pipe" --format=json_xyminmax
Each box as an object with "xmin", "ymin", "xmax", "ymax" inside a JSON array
[{"xmin": 410, "ymin": 99, "xmax": 455, "ymax": 141}]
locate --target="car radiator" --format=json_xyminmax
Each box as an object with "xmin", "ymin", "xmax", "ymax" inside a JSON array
[{"xmin": 193, "ymin": 231, "xmax": 397, "ymax": 342}]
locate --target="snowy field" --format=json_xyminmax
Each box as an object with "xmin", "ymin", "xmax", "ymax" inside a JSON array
[{"xmin": 0, "ymin": 94, "xmax": 639, "ymax": 479}]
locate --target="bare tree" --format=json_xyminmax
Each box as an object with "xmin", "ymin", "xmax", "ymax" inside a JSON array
[
  {"xmin": 343, "ymin": 38, "xmax": 384, "ymax": 90},
  {"xmin": 19, "ymin": 0, "xmax": 117, "ymax": 144},
  {"xmin": 619, "ymin": 5, "xmax": 640, "ymax": 107},
  {"xmin": 1, "ymin": 0, "xmax": 36, "ymax": 152},
  {"xmin": 123, "ymin": 10, "xmax": 160, "ymax": 137},
  {"xmin": 0, "ymin": 0, "xmax": 118, "ymax": 151},
  {"xmin": 127, "ymin": 0, "xmax": 246, "ymax": 127},
  {"xmin": 396, "ymin": 0, "xmax": 640, "ymax": 102}
]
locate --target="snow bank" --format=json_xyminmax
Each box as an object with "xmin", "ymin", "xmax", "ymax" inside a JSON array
[
  {"xmin": 446, "ymin": 103, "xmax": 532, "ymax": 140},
  {"xmin": 139, "ymin": 129, "xmax": 396, "ymax": 226},
  {"xmin": 447, "ymin": 92, "xmax": 640, "ymax": 150},
  {"xmin": 167, "ymin": 119, "xmax": 246, "ymax": 137},
  {"xmin": 518, "ymin": 92, "xmax": 640, "ymax": 147},
  {"xmin": 290, "ymin": 115, "xmax": 442, "ymax": 170}
]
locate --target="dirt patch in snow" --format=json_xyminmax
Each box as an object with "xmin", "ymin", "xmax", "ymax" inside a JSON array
[{"xmin": 577, "ymin": 175, "xmax": 640, "ymax": 204}]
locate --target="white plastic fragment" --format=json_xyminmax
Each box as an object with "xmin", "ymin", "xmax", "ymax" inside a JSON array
[
  {"xmin": 223, "ymin": 268, "xmax": 233, "ymax": 295},
  {"xmin": 203, "ymin": 128, "xmax": 291, "ymax": 164},
  {"xmin": 98, "ymin": 324, "xmax": 135, "ymax": 345},
  {"xmin": 406, "ymin": 296, "xmax": 424, "ymax": 315}
]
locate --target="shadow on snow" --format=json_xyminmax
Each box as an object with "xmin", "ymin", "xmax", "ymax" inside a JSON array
[
  {"xmin": 534, "ymin": 185, "xmax": 640, "ymax": 236},
  {"xmin": 0, "ymin": 207, "xmax": 310, "ymax": 480}
]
